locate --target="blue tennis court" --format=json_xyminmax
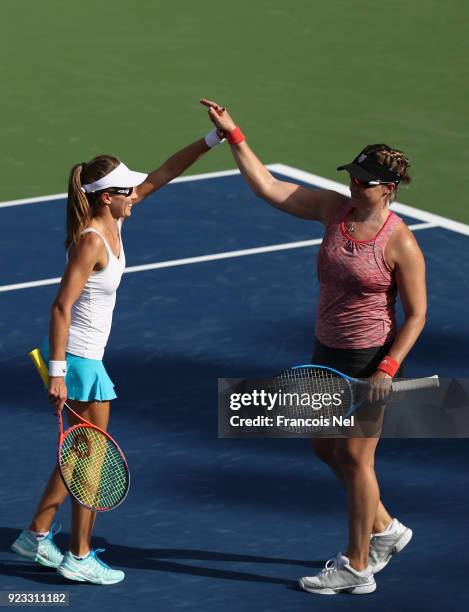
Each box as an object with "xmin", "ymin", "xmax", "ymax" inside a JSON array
[{"xmin": 1, "ymin": 166, "xmax": 469, "ymax": 610}]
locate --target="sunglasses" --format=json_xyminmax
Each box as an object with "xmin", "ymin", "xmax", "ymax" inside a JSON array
[
  {"xmin": 351, "ymin": 176, "xmax": 395, "ymax": 188},
  {"xmin": 105, "ymin": 187, "xmax": 134, "ymax": 197}
]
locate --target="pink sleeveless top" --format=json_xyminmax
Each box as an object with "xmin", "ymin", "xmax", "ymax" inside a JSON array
[{"xmin": 315, "ymin": 204, "xmax": 403, "ymax": 349}]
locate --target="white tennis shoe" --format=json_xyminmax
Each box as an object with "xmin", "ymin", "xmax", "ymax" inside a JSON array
[
  {"xmin": 369, "ymin": 518, "xmax": 413, "ymax": 574},
  {"xmin": 57, "ymin": 549, "xmax": 124, "ymax": 585},
  {"xmin": 11, "ymin": 525, "xmax": 64, "ymax": 568},
  {"xmin": 299, "ymin": 553, "xmax": 376, "ymax": 595}
]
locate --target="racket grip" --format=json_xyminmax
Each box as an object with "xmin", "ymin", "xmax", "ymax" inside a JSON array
[
  {"xmin": 391, "ymin": 375, "xmax": 439, "ymax": 392},
  {"xmin": 29, "ymin": 348, "xmax": 50, "ymax": 388}
]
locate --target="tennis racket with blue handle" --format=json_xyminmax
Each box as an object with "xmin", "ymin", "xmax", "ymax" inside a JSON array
[{"xmin": 270, "ymin": 364, "xmax": 439, "ymax": 432}]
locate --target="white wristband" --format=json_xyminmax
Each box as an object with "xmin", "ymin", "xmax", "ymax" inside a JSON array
[
  {"xmin": 49, "ymin": 360, "xmax": 67, "ymax": 377},
  {"xmin": 204, "ymin": 128, "xmax": 225, "ymax": 148}
]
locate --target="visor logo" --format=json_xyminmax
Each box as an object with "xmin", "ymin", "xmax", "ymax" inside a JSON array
[{"xmin": 357, "ymin": 154, "xmax": 367, "ymax": 163}]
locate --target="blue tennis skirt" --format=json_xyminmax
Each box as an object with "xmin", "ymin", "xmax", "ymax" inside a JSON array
[{"xmin": 41, "ymin": 339, "xmax": 117, "ymax": 402}]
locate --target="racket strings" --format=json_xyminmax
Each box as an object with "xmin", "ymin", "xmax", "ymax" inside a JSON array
[
  {"xmin": 60, "ymin": 426, "xmax": 128, "ymax": 509},
  {"xmin": 273, "ymin": 368, "xmax": 352, "ymax": 433}
]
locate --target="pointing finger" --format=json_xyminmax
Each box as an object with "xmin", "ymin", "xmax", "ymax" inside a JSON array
[{"xmin": 200, "ymin": 98, "xmax": 223, "ymax": 111}]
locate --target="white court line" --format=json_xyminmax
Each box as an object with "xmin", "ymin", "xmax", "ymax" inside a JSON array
[
  {"xmin": 0, "ymin": 163, "xmax": 461, "ymax": 293},
  {"xmin": 268, "ymin": 164, "xmax": 469, "ymax": 237},
  {"xmin": 0, "ymin": 192, "xmax": 68, "ymax": 208},
  {"xmin": 1, "ymin": 164, "xmax": 468, "ymax": 238},
  {"xmin": 0, "ymin": 221, "xmax": 436, "ymax": 293},
  {"xmin": 0, "ymin": 169, "xmax": 243, "ymax": 209}
]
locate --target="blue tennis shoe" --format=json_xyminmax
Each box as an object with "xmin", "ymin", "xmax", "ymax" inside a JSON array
[
  {"xmin": 57, "ymin": 548, "xmax": 125, "ymax": 585},
  {"xmin": 11, "ymin": 524, "xmax": 64, "ymax": 568}
]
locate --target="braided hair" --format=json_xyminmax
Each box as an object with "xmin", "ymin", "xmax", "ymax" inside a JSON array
[{"xmin": 360, "ymin": 144, "xmax": 411, "ymax": 203}]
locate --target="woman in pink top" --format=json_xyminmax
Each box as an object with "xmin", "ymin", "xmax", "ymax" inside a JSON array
[{"xmin": 201, "ymin": 99, "xmax": 426, "ymax": 596}]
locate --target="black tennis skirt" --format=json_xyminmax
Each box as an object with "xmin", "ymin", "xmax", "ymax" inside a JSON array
[{"xmin": 312, "ymin": 338, "xmax": 404, "ymax": 379}]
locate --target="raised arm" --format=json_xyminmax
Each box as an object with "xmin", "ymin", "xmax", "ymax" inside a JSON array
[
  {"xmin": 200, "ymin": 99, "xmax": 345, "ymax": 224},
  {"xmin": 133, "ymin": 135, "xmax": 216, "ymax": 204}
]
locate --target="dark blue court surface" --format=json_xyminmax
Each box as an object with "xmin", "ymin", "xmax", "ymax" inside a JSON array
[{"xmin": 1, "ymin": 168, "xmax": 469, "ymax": 610}]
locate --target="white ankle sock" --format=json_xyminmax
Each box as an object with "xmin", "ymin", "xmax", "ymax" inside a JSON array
[
  {"xmin": 373, "ymin": 518, "xmax": 397, "ymax": 537},
  {"xmin": 71, "ymin": 551, "xmax": 90, "ymax": 560},
  {"xmin": 29, "ymin": 529, "xmax": 49, "ymax": 539}
]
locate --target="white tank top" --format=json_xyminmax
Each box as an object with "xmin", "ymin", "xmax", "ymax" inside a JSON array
[{"xmin": 66, "ymin": 221, "xmax": 126, "ymax": 360}]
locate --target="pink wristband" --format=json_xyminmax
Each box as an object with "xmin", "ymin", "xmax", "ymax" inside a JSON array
[
  {"xmin": 377, "ymin": 355, "xmax": 400, "ymax": 377},
  {"xmin": 226, "ymin": 127, "xmax": 246, "ymax": 145}
]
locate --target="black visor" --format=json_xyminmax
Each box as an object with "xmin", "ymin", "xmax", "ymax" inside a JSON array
[{"xmin": 337, "ymin": 152, "xmax": 401, "ymax": 184}]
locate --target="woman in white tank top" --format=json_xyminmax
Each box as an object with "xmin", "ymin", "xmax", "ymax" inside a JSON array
[{"xmin": 11, "ymin": 126, "xmax": 226, "ymax": 584}]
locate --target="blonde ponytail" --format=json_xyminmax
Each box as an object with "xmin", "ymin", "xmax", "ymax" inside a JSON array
[
  {"xmin": 65, "ymin": 164, "xmax": 92, "ymax": 249},
  {"xmin": 65, "ymin": 155, "xmax": 120, "ymax": 249}
]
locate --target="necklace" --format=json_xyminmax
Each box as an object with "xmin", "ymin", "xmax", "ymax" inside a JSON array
[
  {"xmin": 346, "ymin": 210, "xmax": 358, "ymax": 234},
  {"xmin": 347, "ymin": 212, "xmax": 387, "ymax": 235}
]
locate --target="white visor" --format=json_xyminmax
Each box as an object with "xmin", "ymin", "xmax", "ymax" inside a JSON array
[{"xmin": 82, "ymin": 162, "xmax": 148, "ymax": 193}]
